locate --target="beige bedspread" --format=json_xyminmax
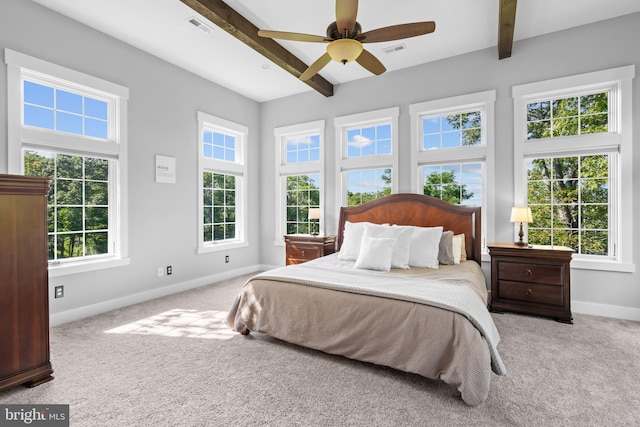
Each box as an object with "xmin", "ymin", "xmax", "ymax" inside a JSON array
[{"xmin": 226, "ymin": 255, "xmax": 505, "ymax": 406}]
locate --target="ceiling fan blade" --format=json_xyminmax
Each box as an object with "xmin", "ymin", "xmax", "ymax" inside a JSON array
[
  {"xmin": 258, "ymin": 30, "xmax": 330, "ymax": 43},
  {"xmin": 300, "ymin": 53, "xmax": 332, "ymax": 81},
  {"xmin": 336, "ymin": 0, "xmax": 358, "ymax": 36},
  {"xmin": 356, "ymin": 49, "xmax": 386, "ymax": 76},
  {"xmin": 358, "ymin": 21, "xmax": 436, "ymax": 43}
]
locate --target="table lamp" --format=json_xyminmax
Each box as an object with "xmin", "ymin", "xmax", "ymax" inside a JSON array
[
  {"xmin": 510, "ymin": 206, "xmax": 532, "ymax": 247},
  {"xmin": 308, "ymin": 208, "xmax": 321, "ymax": 236}
]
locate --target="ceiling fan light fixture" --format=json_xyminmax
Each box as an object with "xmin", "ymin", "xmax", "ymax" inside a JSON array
[{"xmin": 327, "ymin": 39, "xmax": 363, "ymax": 64}]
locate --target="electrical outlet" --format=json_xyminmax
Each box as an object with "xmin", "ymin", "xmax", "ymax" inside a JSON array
[
  {"xmin": 225, "ymin": 255, "xmax": 229, "ymax": 263},
  {"xmin": 157, "ymin": 267, "xmax": 164, "ymax": 277},
  {"xmin": 54, "ymin": 285, "xmax": 64, "ymax": 298},
  {"xmin": 166, "ymin": 265, "xmax": 172, "ymax": 275}
]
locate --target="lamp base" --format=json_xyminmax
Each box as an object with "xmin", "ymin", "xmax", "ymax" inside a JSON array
[
  {"xmin": 311, "ymin": 232, "xmax": 319, "ymax": 236},
  {"xmin": 514, "ymin": 240, "xmax": 528, "ymax": 247}
]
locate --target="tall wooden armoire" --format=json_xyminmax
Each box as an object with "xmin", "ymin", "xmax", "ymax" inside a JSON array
[{"xmin": 0, "ymin": 174, "xmax": 54, "ymax": 391}]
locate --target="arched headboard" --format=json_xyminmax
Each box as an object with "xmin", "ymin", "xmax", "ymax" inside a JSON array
[{"xmin": 338, "ymin": 193, "xmax": 482, "ymax": 265}]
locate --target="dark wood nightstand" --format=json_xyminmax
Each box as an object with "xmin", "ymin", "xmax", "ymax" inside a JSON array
[
  {"xmin": 488, "ymin": 243, "xmax": 574, "ymax": 324},
  {"xmin": 284, "ymin": 234, "xmax": 336, "ymax": 265}
]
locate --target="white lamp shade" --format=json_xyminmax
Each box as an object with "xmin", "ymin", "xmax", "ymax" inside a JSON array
[
  {"xmin": 510, "ymin": 206, "xmax": 532, "ymax": 223},
  {"xmin": 308, "ymin": 208, "xmax": 321, "ymax": 220}
]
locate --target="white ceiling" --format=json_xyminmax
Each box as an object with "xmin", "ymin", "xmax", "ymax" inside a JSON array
[{"xmin": 32, "ymin": 0, "xmax": 640, "ymax": 103}]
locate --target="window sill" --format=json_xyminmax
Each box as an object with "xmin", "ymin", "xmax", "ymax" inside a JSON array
[
  {"xmin": 570, "ymin": 259, "xmax": 635, "ymax": 273},
  {"xmin": 48, "ymin": 257, "xmax": 130, "ymax": 277},
  {"xmin": 198, "ymin": 241, "xmax": 248, "ymax": 254}
]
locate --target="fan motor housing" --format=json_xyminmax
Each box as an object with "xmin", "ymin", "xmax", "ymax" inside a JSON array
[{"xmin": 327, "ymin": 21, "xmax": 362, "ymax": 39}]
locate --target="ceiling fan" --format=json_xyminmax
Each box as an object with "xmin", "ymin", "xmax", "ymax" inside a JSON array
[{"xmin": 257, "ymin": 0, "xmax": 436, "ymax": 81}]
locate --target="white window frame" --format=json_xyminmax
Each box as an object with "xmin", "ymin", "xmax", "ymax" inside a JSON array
[
  {"xmin": 410, "ymin": 90, "xmax": 496, "ymax": 258},
  {"xmin": 5, "ymin": 48, "xmax": 130, "ymax": 277},
  {"xmin": 512, "ymin": 65, "xmax": 635, "ymax": 272},
  {"xmin": 197, "ymin": 111, "xmax": 248, "ymax": 253},
  {"xmin": 335, "ymin": 107, "xmax": 399, "ymax": 214},
  {"xmin": 274, "ymin": 120, "xmax": 325, "ymax": 246}
]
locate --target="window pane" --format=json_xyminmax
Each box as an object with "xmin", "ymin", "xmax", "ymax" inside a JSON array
[
  {"xmin": 204, "ymin": 130, "xmax": 238, "ymax": 163},
  {"xmin": 202, "ymin": 171, "xmax": 236, "ymax": 243},
  {"xmin": 423, "ymin": 117, "xmax": 440, "ymax": 134},
  {"xmin": 85, "ymin": 97, "xmax": 108, "ymax": 120},
  {"xmin": 57, "ymin": 233, "xmax": 84, "ymax": 259},
  {"xmin": 86, "ymin": 181, "xmax": 108, "ymax": 205},
  {"xmin": 85, "ymin": 118, "xmax": 108, "ymax": 139},
  {"xmin": 24, "ymin": 149, "xmax": 111, "ymax": 261},
  {"xmin": 285, "ymin": 174, "xmax": 320, "ymax": 232},
  {"xmin": 526, "ymin": 92, "xmax": 608, "ymax": 140},
  {"xmin": 346, "ymin": 123, "xmax": 392, "ymax": 158},
  {"xmin": 56, "ymin": 111, "xmax": 83, "ymax": 134},
  {"xmin": 527, "ymin": 155, "xmax": 610, "ymax": 255},
  {"xmin": 24, "ymin": 81, "xmax": 54, "ymax": 107},
  {"xmin": 56, "ymin": 154, "xmax": 83, "ymax": 179},
  {"xmin": 85, "ymin": 158, "xmax": 109, "ymax": 181},
  {"xmin": 85, "ymin": 207, "xmax": 108, "ymax": 230},
  {"xmin": 23, "ymin": 81, "xmax": 110, "ymax": 140},
  {"xmin": 347, "ymin": 168, "xmax": 391, "ymax": 206},
  {"xmin": 56, "ymin": 90, "xmax": 82, "ymax": 114},
  {"xmin": 56, "ymin": 179, "xmax": 82, "ymax": 205},
  {"xmin": 422, "ymin": 162, "xmax": 481, "ymax": 206},
  {"xmin": 24, "ymin": 104, "xmax": 54, "ymax": 129},
  {"xmin": 421, "ymin": 109, "xmax": 482, "ymax": 150},
  {"xmin": 85, "ymin": 232, "xmax": 108, "ymax": 255}
]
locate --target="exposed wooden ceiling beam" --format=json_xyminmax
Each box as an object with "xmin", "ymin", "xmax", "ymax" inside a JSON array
[
  {"xmin": 180, "ymin": 0, "xmax": 334, "ymax": 97},
  {"xmin": 498, "ymin": 0, "xmax": 517, "ymax": 59}
]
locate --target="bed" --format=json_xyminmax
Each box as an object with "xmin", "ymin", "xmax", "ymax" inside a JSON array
[{"xmin": 226, "ymin": 193, "xmax": 505, "ymax": 406}]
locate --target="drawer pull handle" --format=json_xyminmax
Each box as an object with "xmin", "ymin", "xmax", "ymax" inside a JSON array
[
  {"xmin": 301, "ymin": 250, "xmax": 305, "ymax": 256},
  {"xmin": 526, "ymin": 288, "xmax": 533, "ymax": 296},
  {"xmin": 525, "ymin": 269, "xmax": 533, "ymax": 277}
]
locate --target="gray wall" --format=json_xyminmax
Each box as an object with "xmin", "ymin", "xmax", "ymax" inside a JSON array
[
  {"xmin": 259, "ymin": 13, "xmax": 640, "ymax": 319},
  {"xmin": 1, "ymin": 0, "xmax": 261, "ymax": 324},
  {"xmin": 2, "ymin": 1, "xmax": 639, "ymax": 322}
]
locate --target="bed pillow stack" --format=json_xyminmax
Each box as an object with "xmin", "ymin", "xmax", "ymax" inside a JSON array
[{"xmin": 339, "ymin": 222, "xmax": 446, "ymax": 271}]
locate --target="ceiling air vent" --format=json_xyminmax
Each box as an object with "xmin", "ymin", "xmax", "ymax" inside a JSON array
[
  {"xmin": 187, "ymin": 17, "xmax": 213, "ymax": 34},
  {"xmin": 381, "ymin": 44, "xmax": 406, "ymax": 54}
]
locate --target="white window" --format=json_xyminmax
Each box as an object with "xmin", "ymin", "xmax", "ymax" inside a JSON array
[
  {"xmin": 335, "ymin": 107, "xmax": 399, "ymax": 208},
  {"xmin": 410, "ymin": 91, "xmax": 496, "ymax": 254},
  {"xmin": 512, "ymin": 66, "xmax": 635, "ymax": 272},
  {"xmin": 274, "ymin": 120, "xmax": 325, "ymax": 244},
  {"xmin": 197, "ymin": 111, "xmax": 248, "ymax": 253},
  {"xmin": 5, "ymin": 49, "xmax": 129, "ymax": 276}
]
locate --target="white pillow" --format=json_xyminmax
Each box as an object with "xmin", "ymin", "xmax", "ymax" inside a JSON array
[
  {"xmin": 338, "ymin": 221, "xmax": 371, "ymax": 261},
  {"xmin": 456, "ymin": 233, "xmax": 467, "ymax": 262},
  {"xmin": 354, "ymin": 236, "xmax": 397, "ymax": 271},
  {"xmin": 363, "ymin": 224, "xmax": 413, "ymax": 269},
  {"xmin": 452, "ymin": 234, "xmax": 463, "ymax": 264},
  {"xmin": 406, "ymin": 226, "xmax": 443, "ymax": 269}
]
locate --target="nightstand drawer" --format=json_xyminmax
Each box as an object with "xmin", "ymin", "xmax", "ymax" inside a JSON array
[
  {"xmin": 498, "ymin": 262, "xmax": 563, "ymax": 286},
  {"xmin": 497, "ymin": 280, "xmax": 563, "ymax": 306},
  {"xmin": 287, "ymin": 244, "xmax": 321, "ymax": 261},
  {"xmin": 284, "ymin": 234, "xmax": 336, "ymax": 265}
]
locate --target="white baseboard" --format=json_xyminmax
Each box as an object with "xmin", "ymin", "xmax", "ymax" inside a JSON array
[
  {"xmin": 50, "ymin": 265, "xmax": 261, "ymax": 326},
  {"xmin": 51, "ymin": 266, "xmax": 639, "ymax": 326},
  {"xmin": 259, "ymin": 263, "xmax": 282, "ymax": 271},
  {"xmin": 573, "ymin": 300, "xmax": 640, "ymax": 322}
]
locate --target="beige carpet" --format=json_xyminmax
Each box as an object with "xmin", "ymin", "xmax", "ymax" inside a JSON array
[{"xmin": 1, "ymin": 273, "xmax": 639, "ymax": 426}]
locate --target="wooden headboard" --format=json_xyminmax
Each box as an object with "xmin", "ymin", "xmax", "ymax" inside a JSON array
[{"xmin": 338, "ymin": 193, "xmax": 482, "ymax": 265}]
